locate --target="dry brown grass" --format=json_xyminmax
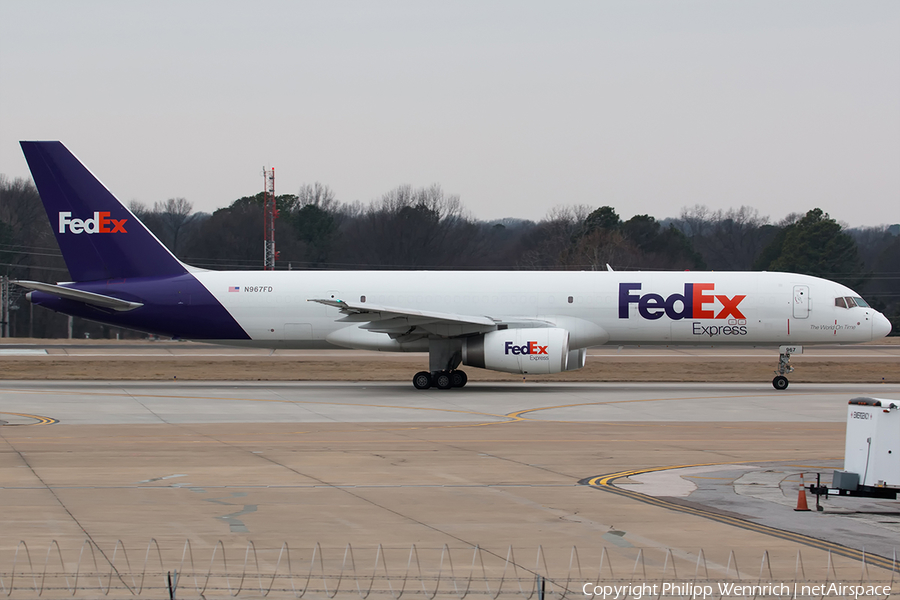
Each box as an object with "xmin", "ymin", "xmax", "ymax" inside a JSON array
[{"xmin": 0, "ymin": 354, "xmax": 896, "ymax": 382}]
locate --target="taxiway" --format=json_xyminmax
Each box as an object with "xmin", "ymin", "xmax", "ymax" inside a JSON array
[{"xmin": 1, "ymin": 381, "xmax": 899, "ymax": 580}]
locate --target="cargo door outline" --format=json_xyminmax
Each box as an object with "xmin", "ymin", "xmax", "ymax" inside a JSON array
[{"xmin": 284, "ymin": 323, "xmax": 313, "ymax": 340}]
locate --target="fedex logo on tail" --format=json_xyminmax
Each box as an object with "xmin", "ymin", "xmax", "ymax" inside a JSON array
[
  {"xmin": 59, "ymin": 212, "xmax": 127, "ymax": 234},
  {"xmin": 619, "ymin": 283, "xmax": 746, "ymax": 320}
]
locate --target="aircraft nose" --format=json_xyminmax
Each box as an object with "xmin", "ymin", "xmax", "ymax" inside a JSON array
[{"xmin": 873, "ymin": 312, "xmax": 893, "ymax": 339}]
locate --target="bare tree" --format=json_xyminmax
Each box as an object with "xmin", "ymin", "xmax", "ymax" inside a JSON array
[
  {"xmin": 847, "ymin": 225, "xmax": 894, "ymax": 270},
  {"xmin": 297, "ymin": 182, "xmax": 337, "ymax": 211},
  {"xmin": 152, "ymin": 198, "xmax": 196, "ymax": 257},
  {"xmin": 284, "ymin": 183, "xmax": 341, "ymax": 268},
  {"xmin": 1, "ymin": 176, "xmax": 73, "ymax": 337},
  {"xmin": 565, "ymin": 228, "xmax": 643, "ymax": 270},
  {"xmin": 516, "ymin": 206, "xmax": 590, "ymax": 269},
  {"xmin": 675, "ymin": 205, "xmax": 771, "ymax": 270},
  {"xmin": 336, "ymin": 184, "xmax": 484, "ymax": 268}
]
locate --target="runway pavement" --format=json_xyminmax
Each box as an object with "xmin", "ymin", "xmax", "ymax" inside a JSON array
[
  {"xmin": 1, "ymin": 381, "xmax": 899, "ymax": 582},
  {"xmin": 0, "ymin": 381, "xmax": 896, "ymax": 425}
]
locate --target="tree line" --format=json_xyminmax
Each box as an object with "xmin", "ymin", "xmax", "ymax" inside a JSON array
[{"xmin": 2, "ymin": 174, "xmax": 898, "ymax": 338}]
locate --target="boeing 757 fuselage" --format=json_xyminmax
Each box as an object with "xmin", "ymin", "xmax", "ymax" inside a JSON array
[{"xmin": 15, "ymin": 142, "xmax": 892, "ymax": 390}]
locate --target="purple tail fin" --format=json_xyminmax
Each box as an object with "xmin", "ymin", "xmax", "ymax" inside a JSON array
[{"xmin": 20, "ymin": 141, "xmax": 187, "ymax": 282}]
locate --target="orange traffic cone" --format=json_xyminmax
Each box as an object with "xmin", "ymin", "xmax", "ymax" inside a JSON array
[{"xmin": 794, "ymin": 473, "xmax": 811, "ymax": 511}]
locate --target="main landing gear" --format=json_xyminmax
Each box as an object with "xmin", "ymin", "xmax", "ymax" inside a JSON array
[
  {"xmin": 772, "ymin": 345, "xmax": 801, "ymax": 390},
  {"xmin": 413, "ymin": 339, "xmax": 468, "ymax": 390},
  {"xmin": 412, "ymin": 370, "xmax": 468, "ymax": 390}
]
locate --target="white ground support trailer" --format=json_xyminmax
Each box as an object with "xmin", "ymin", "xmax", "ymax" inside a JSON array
[{"xmin": 819, "ymin": 398, "xmax": 900, "ymax": 501}]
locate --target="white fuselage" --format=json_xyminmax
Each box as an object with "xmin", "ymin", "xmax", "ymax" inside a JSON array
[{"xmin": 193, "ymin": 270, "xmax": 887, "ymax": 349}]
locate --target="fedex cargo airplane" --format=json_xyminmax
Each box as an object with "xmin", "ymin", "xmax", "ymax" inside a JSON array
[{"xmin": 14, "ymin": 142, "xmax": 893, "ymax": 390}]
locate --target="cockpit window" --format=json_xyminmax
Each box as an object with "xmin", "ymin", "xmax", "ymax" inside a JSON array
[
  {"xmin": 845, "ymin": 297, "xmax": 857, "ymax": 308},
  {"xmin": 835, "ymin": 297, "xmax": 846, "ymax": 308},
  {"xmin": 853, "ymin": 297, "xmax": 869, "ymax": 308}
]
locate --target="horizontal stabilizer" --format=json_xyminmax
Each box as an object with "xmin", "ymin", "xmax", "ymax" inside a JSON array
[{"xmin": 13, "ymin": 280, "xmax": 143, "ymax": 312}]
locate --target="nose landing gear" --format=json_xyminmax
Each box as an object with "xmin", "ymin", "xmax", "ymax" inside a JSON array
[
  {"xmin": 773, "ymin": 345, "xmax": 802, "ymax": 390},
  {"xmin": 773, "ymin": 375, "xmax": 789, "ymax": 390}
]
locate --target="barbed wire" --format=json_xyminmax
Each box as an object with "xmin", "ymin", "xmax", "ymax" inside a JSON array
[{"xmin": 0, "ymin": 540, "xmax": 898, "ymax": 599}]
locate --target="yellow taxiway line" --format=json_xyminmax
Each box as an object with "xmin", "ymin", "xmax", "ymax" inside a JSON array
[
  {"xmin": 0, "ymin": 411, "xmax": 59, "ymax": 426},
  {"xmin": 583, "ymin": 463, "xmax": 899, "ymax": 572}
]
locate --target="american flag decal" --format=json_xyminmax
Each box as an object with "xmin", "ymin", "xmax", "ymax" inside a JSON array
[{"xmin": 228, "ymin": 286, "xmax": 240, "ymax": 292}]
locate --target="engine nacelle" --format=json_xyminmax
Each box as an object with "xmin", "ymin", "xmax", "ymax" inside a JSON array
[
  {"xmin": 564, "ymin": 347, "xmax": 586, "ymax": 371},
  {"xmin": 462, "ymin": 328, "xmax": 570, "ymax": 374}
]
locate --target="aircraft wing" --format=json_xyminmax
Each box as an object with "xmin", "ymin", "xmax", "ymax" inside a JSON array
[
  {"xmin": 13, "ymin": 280, "xmax": 144, "ymax": 312},
  {"xmin": 308, "ymin": 298, "xmax": 504, "ymax": 337}
]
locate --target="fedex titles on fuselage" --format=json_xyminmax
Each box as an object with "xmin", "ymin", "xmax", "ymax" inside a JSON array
[
  {"xmin": 59, "ymin": 211, "xmax": 128, "ymax": 234},
  {"xmin": 619, "ymin": 282, "xmax": 748, "ymax": 337}
]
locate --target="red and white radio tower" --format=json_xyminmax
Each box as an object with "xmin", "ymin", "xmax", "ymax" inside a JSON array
[{"xmin": 263, "ymin": 166, "xmax": 279, "ymax": 270}]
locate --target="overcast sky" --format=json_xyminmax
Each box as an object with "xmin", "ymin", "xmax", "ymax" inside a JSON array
[{"xmin": 1, "ymin": 1, "xmax": 898, "ymax": 227}]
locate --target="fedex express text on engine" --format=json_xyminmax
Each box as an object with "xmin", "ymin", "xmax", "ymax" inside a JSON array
[{"xmin": 505, "ymin": 341, "xmax": 551, "ymax": 360}]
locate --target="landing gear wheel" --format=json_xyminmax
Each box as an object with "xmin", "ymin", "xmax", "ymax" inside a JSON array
[
  {"xmin": 413, "ymin": 371, "xmax": 432, "ymax": 390},
  {"xmin": 773, "ymin": 347, "xmax": 796, "ymax": 391},
  {"xmin": 450, "ymin": 370, "xmax": 468, "ymax": 388},
  {"xmin": 435, "ymin": 371, "xmax": 453, "ymax": 390}
]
